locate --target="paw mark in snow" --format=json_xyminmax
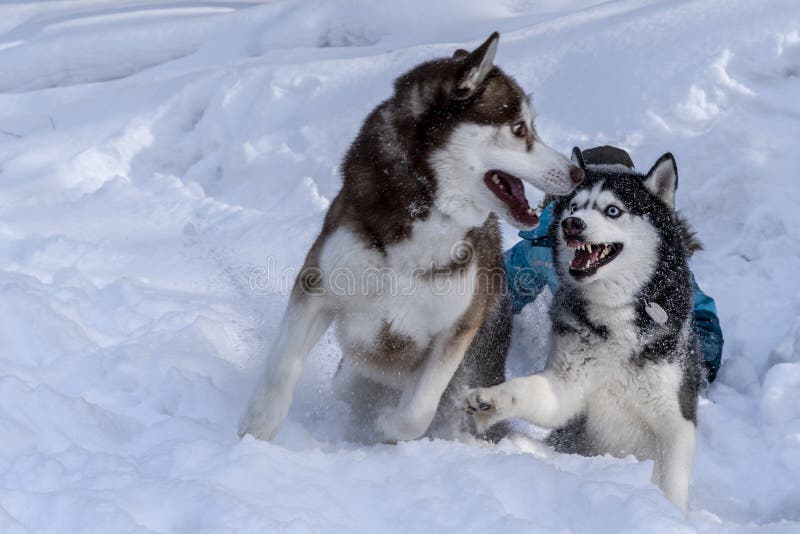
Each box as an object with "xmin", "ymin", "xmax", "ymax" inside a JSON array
[
  {"xmin": 778, "ymin": 30, "xmax": 800, "ymax": 79},
  {"xmin": 659, "ymin": 49, "xmax": 754, "ymax": 133},
  {"xmin": 317, "ymin": 26, "xmax": 379, "ymax": 48},
  {"xmin": 185, "ymin": 107, "xmax": 207, "ymax": 133}
]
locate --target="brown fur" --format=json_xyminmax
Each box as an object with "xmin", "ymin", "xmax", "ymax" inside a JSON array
[
  {"xmin": 239, "ymin": 32, "xmax": 578, "ymax": 443},
  {"xmin": 334, "ymin": 49, "xmax": 529, "ymax": 252},
  {"xmin": 296, "ymin": 35, "xmax": 525, "ymax": 389},
  {"xmin": 301, "ymin": 35, "xmax": 526, "ymax": 438},
  {"xmin": 349, "ymin": 323, "xmax": 422, "ymax": 375}
]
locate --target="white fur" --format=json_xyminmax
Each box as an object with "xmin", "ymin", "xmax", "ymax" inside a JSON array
[
  {"xmin": 465, "ymin": 189, "xmax": 696, "ymax": 512},
  {"xmin": 377, "ymin": 324, "xmax": 479, "ymax": 440},
  {"xmin": 321, "ymin": 217, "xmax": 477, "ymax": 352},
  {"xmin": 557, "ymin": 183, "xmax": 660, "ymax": 306},
  {"xmin": 643, "ymin": 157, "xmax": 678, "ymax": 209},
  {"xmin": 324, "ymin": 215, "xmax": 482, "ymax": 439},
  {"xmin": 238, "ymin": 293, "xmax": 333, "ymax": 440},
  {"xmin": 458, "ymin": 34, "xmax": 498, "ymax": 93},
  {"xmin": 240, "ymin": 206, "xmax": 483, "ymax": 442},
  {"xmin": 466, "ymin": 329, "xmax": 695, "ymax": 512},
  {"xmin": 429, "ymin": 121, "xmax": 577, "ymax": 230},
  {"xmin": 240, "ymin": 52, "xmax": 581, "ymax": 443},
  {"xmin": 240, "ymin": 120, "xmax": 580, "ymax": 442}
]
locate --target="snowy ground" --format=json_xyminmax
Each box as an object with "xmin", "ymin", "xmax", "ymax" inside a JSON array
[{"xmin": 0, "ymin": 0, "xmax": 799, "ymax": 532}]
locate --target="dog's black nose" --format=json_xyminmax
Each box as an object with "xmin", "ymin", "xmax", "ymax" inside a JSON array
[
  {"xmin": 569, "ymin": 166, "xmax": 584, "ymax": 185},
  {"xmin": 562, "ymin": 217, "xmax": 586, "ymax": 237}
]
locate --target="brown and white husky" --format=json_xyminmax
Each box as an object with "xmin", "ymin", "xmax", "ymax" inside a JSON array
[{"xmin": 239, "ymin": 32, "xmax": 583, "ymax": 443}]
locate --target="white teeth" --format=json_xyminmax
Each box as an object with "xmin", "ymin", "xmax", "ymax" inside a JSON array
[
  {"xmin": 492, "ymin": 174, "xmax": 500, "ymax": 184},
  {"xmin": 528, "ymin": 208, "xmax": 536, "ymax": 215}
]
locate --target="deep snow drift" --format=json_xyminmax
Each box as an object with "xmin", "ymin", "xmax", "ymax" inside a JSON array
[{"xmin": 0, "ymin": 1, "xmax": 799, "ymax": 532}]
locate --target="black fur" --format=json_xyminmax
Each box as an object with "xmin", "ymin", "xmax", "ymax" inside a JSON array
[
  {"xmin": 467, "ymin": 148, "xmax": 702, "ymax": 453},
  {"xmin": 548, "ymin": 163, "xmax": 701, "ymax": 429}
]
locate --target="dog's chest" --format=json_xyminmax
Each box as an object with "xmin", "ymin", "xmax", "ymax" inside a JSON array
[
  {"xmin": 557, "ymin": 311, "xmax": 685, "ymax": 459},
  {"xmin": 552, "ymin": 305, "xmax": 673, "ymax": 458},
  {"xmin": 553, "ymin": 303, "xmax": 639, "ymax": 365},
  {"xmin": 583, "ymin": 360, "xmax": 684, "ymax": 458},
  {"xmin": 319, "ymin": 214, "xmax": 481, "ymax": 349}
]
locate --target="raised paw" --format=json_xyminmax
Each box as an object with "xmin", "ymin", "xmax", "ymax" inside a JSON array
[
  {"xmin": 464, "ymin": 388, "xmax": 501, "ymax": 415},
  {"xmin": 463, "ymin": 387, "xmax": 511, "ymax": 433}
]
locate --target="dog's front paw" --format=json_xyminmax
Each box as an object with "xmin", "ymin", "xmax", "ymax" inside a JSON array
[
  {"xmin": 463, "ymin": 387, "xmax": 512, "ymax": 433},
  {"xmin": 376, "ymin": 408, "xmax": 432, "ymax": 443},
  {"xmin": 238, "ymin": 386, "xmax": 290, "ymax": 441}
]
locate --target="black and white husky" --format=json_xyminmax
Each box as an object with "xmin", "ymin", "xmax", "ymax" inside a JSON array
[
  {"xmin": 239, "ymin": 33, "xmax": 584, "ymax": 443},
  {"xmin": 465, "ymin": 149, "xmax": 701, "ymax": 512}
]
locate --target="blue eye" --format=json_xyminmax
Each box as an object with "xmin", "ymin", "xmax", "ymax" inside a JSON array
[
  {"xmin": 605, "ymin": 205, "xmax": 622, "ymax": 218},
  {"xmin": 570, "ymin": 203, "xmax": 578, "ymax": 214}
]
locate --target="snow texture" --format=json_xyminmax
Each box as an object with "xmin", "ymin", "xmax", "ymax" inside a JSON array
[{"xmin": 0, "ymin": 0, "xmax": 799, "ymax": 532}]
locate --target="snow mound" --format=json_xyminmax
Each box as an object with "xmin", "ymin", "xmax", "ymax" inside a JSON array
[{"xmin": 1, "ymin": 0, "xmax": 799, "ymax": 531}]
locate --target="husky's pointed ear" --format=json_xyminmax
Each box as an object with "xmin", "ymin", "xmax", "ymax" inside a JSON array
[
  {"xmin": 452, "ymin": 32, "xmax": 499, "ymax": 100},
  {"xmin": 571, "ymin": 147, "xmax": 586, "ymax": 169},
  {"xmin": 643, "ymin": 153, "xmax": 678, "ymax": 209}
]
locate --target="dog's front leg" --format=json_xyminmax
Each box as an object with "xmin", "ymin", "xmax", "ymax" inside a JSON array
[
  {"xmin": 377, "ymin": 327, "xmax": 479, "ymax": 442},
  {"xmin": 654, "ymin": 417, "xmax": 696, "ymax": 513},
  {"xmin": 238, "ymin": 292, "xmax": 333, "ymax": 441},
  {"xmin": 464, "ymin": 370, "xmax": 584, "ymax": 434}
]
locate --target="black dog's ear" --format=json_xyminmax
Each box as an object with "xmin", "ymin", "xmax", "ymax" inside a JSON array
[
  {"xmin": 643, "ymin": 153, "xmax": 678, "ymax": 209},
  {"xmin": 571, "ymin": 147, "xmax": 586, "ymax": 169},
  {"xmin": 452, "ymin": 49, "xmax": 470, "ymax": 59},
  {"xmin": 452, "ymin": 32, "xmax": 499, "ymax": 100}
]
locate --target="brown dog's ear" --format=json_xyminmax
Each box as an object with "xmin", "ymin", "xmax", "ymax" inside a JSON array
[
  {"xmin": 643, "ymin": 153, "xmax": 678, "ymax": 209},
  {"xmin": 452, "ymin": 49, "xmax": 469, "ymax": 59},
  {"xmin": 571, "ymin": 147, "xmax": 586, "ymax": 170},
  {"xmin": 452, "ymin": 32, "xmax": 499, "ymax": 100}
]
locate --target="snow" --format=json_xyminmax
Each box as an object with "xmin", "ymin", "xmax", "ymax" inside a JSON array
[{"xmin": 0, "ymin": 0, "xmax": 799, "ymax": 531}]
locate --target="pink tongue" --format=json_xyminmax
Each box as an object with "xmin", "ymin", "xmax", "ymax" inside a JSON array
[{"xmin": 507, "ymin": 177, "xmax": 530, "ymax": 210}]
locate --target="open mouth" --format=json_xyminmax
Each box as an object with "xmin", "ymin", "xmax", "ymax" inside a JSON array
[
  {"xmin": 567, "ymin": 240, "xmax": 623, "ymax": 278},
  {"xmin": 483, "ymin": 170, "xmax": 538, "ymax": 226}
]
